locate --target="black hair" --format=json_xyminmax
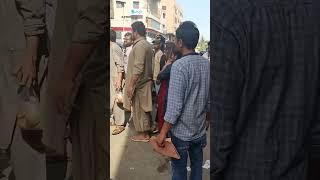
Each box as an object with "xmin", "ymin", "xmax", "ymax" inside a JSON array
[
  {"xmin": 160, "ymin": 35, "xmax": 165, "ymax": 51},
  {"xmin": 175, "ymin": 21, "xmax": 200, "ymax": 49},
  {"xmin": 165, "ymin": 42, "xmax": 182, "ymax": 60},
  {"xmin": 160, "ymin": 44, "xmax": 165, "ymax": 52},
  {"xmin": 131, "ymin": 21, "xmax": 146, "ymax": 37},
  {"xmin": 124, "ymin": 32, "xmax": 132, "ymax": 38},
  {"xmin": 110, "ymin": 29, "xmax": 116, "ymax": 42}
]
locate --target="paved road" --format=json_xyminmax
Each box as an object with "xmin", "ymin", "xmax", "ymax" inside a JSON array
[{"xmin": 110, "ymin": 122, "xmax": 210, "ymax": 180}]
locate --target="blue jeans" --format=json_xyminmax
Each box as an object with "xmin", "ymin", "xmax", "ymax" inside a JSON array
[{"xmin": 171, "ymin": 134, "xmax": 207, "ymax": 180}]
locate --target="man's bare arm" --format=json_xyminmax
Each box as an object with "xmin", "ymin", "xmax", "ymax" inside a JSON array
[
  {"xmin": 63, "ymin": 43, "xmax": 95, "ymax": 82},
  {"xmin": 65, "ymin": 0, "xmax": 107, "ymax": 80},
  {"xmin": 14, "ymin": 0, "xmax": 45, "ymax": 87},
  {"xmin": 160, "ymin": 122, "xmax": 173, "ymax": 137}
]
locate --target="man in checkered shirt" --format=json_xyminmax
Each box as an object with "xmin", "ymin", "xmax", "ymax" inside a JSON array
[
  {"xmin": 156, "ymin": 21, "xmax": 210, "ymax": 180},
  {"xmin": 211, "ymin": 1, "xmax": 320, "ymax": 180}
]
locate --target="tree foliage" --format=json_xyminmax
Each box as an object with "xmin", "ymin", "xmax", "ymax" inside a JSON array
[{"xmin": 196, "ymin": 36, "xmax": 208, "ymax": 52}]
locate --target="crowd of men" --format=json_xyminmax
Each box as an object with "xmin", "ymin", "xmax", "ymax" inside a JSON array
[{"xmin": 110, "ymin": 21, "xmax": 210, "ymax": 180}]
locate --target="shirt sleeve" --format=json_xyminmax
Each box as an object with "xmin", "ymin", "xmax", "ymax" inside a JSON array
[
  {"xmin": 15, "ymin": 0, "xmax": 45, "ymax": 36},
  {"xmin": 72, "ymin": 0, "xmax": 107, "ymax": 43},
  {"xmin": 157, "ymin": 65, "xmax": 171, "ymax": 81},
  {"xmin": 211, "ymin": 21, "xmax": 244, "ymax": 177},
  {"xmin": 114, "ymin": 46, "xmax": 124, "ymax": 73},
  {"xmin": 164, "ymin": 64, "xmax": 186, "ymax": 125},
  {"xmin": 132, "ymin": 43, "xmax": 146, "ymax": 76}
]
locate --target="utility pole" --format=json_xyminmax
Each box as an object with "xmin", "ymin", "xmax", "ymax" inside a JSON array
[{"xmin": 122, "ymin": 1, "xmax": 126, "ymax": 40}]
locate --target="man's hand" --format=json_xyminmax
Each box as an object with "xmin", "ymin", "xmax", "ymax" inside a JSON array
[
  {"xmin": 13, "ymin": 36, "xmax": 39, "ymax": 88},
  {"xmin": 55, "ymin": 74, "xmax": 74, "ymax": 117},
  {"xmin": 115, "ymin": 80, "xmax": 122, "ymax": 91},
  {"xmin": 115, "ymin": 72, "xmax": 123, "ymax": 91},
  {"xmin": 54, "ymin": 43, "xmax": 95, "ymax": 117},
  {"xmin": 156, "ymin": 133, "xmax": 166, "ymax": 148},
  {"xmin": 126, "ymin": 83, "xmax": 135, "ymax": 99},
  {"xmin": 156, "ymin": 122, "xmax": 173, "ymax": 147},
  {"xmin": 126, "ymin": 75, "xmax": 139, "ymax": 99},
  {"xmin": 13, "ymin": 55, "xmax": 36, "ymax": 88}
]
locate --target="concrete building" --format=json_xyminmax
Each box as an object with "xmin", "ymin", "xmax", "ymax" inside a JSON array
[
  {"xmin": 160, "ymin": 0, "xmax": 183, "ymax": 35},
  {"xmin": 111, "ymin": 0, "xmax": 163, "ymax": 43},
  {"xmin": 110, "ymin": 0, "xmax": 114, "ymax": 19}
]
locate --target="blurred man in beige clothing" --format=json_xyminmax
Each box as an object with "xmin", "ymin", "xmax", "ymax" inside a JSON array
[
  {"xmin": 152, "ymin": 35, "xmax": 165, "ymax": 95},
  {"xmin": 112, "ymin": 32, "xmax": 134, "ymax": 135},
  {"xmin": 110, "ymin": 29, "xmax": 126, "ymax": 135},
  {"xmin": 123, "ymin": 32, "xmax": 134, "ymax": 74}
]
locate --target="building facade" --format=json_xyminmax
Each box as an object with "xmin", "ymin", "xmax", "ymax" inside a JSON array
[
  {"xmin": 160, "ymin": 0, "xmax": 183, "ymax": 35},
  {"xmin": 111, "ymin": 0, "xmax": 164, "ymax": 43}
]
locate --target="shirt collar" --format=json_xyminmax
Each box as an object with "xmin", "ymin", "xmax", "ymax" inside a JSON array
[
  {"xmin": 181, "ymin": 52, "xmax": 198, "ymax": 58},
  {"xmin": 133, "ymin": 37, "xmax": 146, "ymax": 46}
]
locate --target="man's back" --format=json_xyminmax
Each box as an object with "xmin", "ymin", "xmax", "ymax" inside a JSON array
[
  {"xmin": 165, "ymin": 54, "xmax": 210, "ymax": 141},
  {"xmin": 110, "ymin": 42, "xmax": 123, "ymax": 80},
  {"xmin": 127, "ymin": 38, "xmax": 153, "ymax": 88},
  {"xmin": 211, "ymin": 0, "xmax": 320, "ymax": 179}
]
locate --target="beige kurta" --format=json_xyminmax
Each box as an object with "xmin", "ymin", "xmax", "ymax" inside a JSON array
[
  {"xmin": 110, "ymin": 42, "xmax": 125, "ymax": 125},
  {"xmin": 0, "ymin": 0, "xmax": 46, "ymax": 179},
  {"xmin": 41, "ymin": 0, "xmax": 107, "ymax": 179},
  {"xmin": 153, "ymin": 49, "xmax": 163, "ymax": 81},
  {"xmin": 123, "ymin": 37, "xmax": 153, "ymax": 132}
]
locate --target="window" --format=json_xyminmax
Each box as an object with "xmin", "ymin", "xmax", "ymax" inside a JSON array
[
  {"xmin": 131, "ymin": 15, "xmax": 143, "ymax": 22},
  {"xmin": 116, "ymin": 31, "xmax": 122, "ymax": 40},
  {"xmin": 116, "ymin": 1, "xmax": 124, "ymax": 8},
  {"xmin": 133, "ymin": 1, "xmax": 139, "ymax": 9},
  {"xmin": 147, "ymin": 18, "xmax": 161, "ymax": 30},
  {"xmin": 175, "ymin": 17, "xmax": 177, "ymax": 23},
  {"xmin": 147, "ymin": 32, "xmax": 156, "ymax": 39},
  {"xmin": 163, "ymin": 13, "xmax": 166, "ymax": 19},
  {"xmin": 162, "ymin": 6, "xmax": 166, "ymax": 10}
]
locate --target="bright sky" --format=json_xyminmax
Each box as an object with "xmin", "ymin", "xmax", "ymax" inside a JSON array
[{"xmin": 176, "ymin": 0, "xmax": 210, "ymax": 41}]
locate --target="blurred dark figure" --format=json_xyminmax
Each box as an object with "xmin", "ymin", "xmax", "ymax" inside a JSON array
[
  {"xmin": 0, "ymin": 0, "xmax": 47, "ymax": 179},
  {"xmin": 41, "ymin": 0, "xmax": 107, "ymax": 180},
  {"xmin": 211, "ymin": 0, "xmax": 320, "ymax": 180}
]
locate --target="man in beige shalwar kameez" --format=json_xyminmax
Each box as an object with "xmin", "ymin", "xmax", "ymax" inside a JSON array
[
  {"xmin": 41, "ymin": 0, "xmax": 107, "ymax": 179},
  {"xmin": 124, "ymin": 21, "xmax": 153, "ymax": 142}
]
